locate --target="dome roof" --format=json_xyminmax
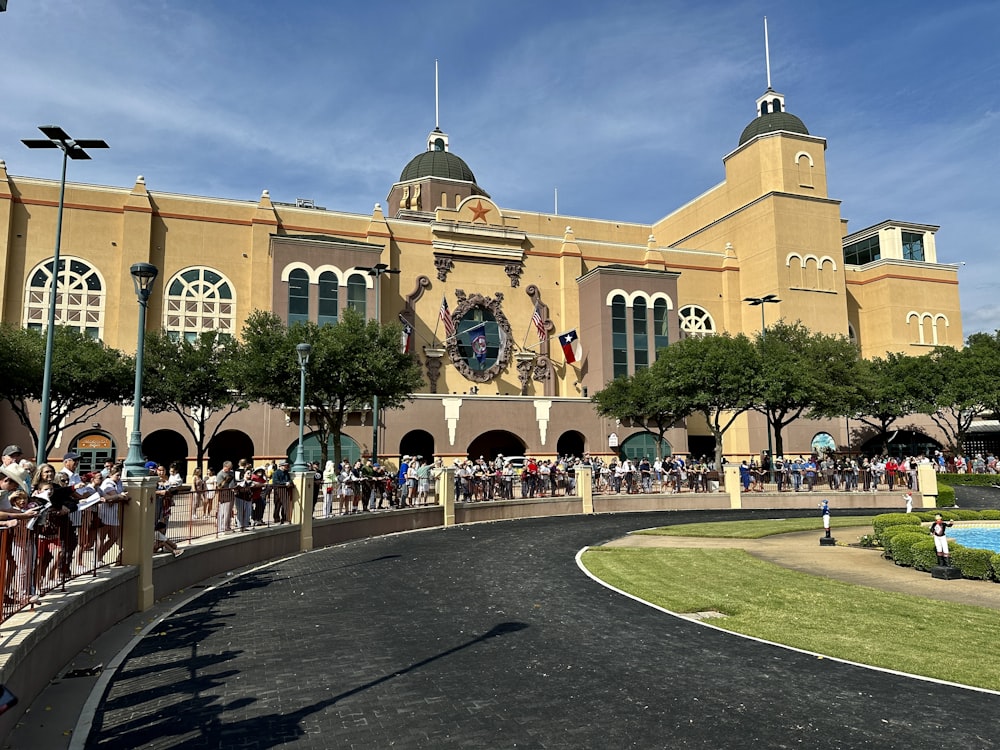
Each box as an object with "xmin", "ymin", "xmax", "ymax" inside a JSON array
[
  {"xmin": 400, "ymin": 150, "xmax": 477, "ymax": 183},
  {"xmin": 738, "ymin": 111, "xmax": 809, "ymax": 146}
]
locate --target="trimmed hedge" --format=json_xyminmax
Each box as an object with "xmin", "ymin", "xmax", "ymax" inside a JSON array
[
  {"xmin": 938, "ymin": 473, "xmax": 1000, "ymax": 487},
  {"xmin": 912, "ymin": 539, "xmax": 938, "ymax": 571},
  {"xmin": 991, "ymin": 553, "xmax": 1000, "ymax": 580},
  {"xmin": 981, "ymin": 510, "xmax": 1000, "ymax": 521},
  {"xmin": 887, "ymin": 532, "xmax": 932, "ymax": 567},
  {"xmin": 951, "ymin": 546, "xmax": 993, "ymax": 580},
  {"xmin": 937, "ymin": 483, "xmax": 956, "ymax": 507},
  {"xmin": 872, "ymin": 513, "xmax": 921, "ymax": 544}
]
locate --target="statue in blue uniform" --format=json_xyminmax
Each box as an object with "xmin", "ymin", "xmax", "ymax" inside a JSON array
[{"xmin": 820, "ymin": 499, "xmax": 831, "ymax": 538}]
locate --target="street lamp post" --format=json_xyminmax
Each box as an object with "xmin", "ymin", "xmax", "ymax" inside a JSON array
[
  {"xmin": 744, "ymin": 294, "xmax": 781, "ymax": 481},
  {"xmin": 291, "ymin": 343, "xmax": 312, "ymax": 473},
  {"xmin": 354, "ymin": 263, "xmax": 399, "ymax": 464},
  {"xmin": 22, "ymin": 126, "xmax": 108, "ymax": 463},
  {"xmin": 123, "ymin": 263, "xmax": 159, "ymax": 478}
]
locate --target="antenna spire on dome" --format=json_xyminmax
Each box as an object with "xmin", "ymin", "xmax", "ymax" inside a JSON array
[{"xmin": 764, "ymin": 16, "xmax": 772, "ymax": 89}]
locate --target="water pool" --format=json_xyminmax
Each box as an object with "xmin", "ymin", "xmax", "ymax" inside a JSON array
[{"xmin": 949, "ymin": 527, "xmax": 1000, "ymax": 554}]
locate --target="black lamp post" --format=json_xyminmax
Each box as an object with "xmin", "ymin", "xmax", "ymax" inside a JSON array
[
  {"xmin": 123, "ymin": 263, "xmax": 159, "ymax": 477},
  {"xmin": 744, "ymin": 294, "xmax": 781, "ymax": 480},
  {"xmin": 22, "ymin": 126, "xmax": 108, "ymax": 463},
  {"xmin": 291, "ymin": 343, "xmax": 312, "ymax": 473}
]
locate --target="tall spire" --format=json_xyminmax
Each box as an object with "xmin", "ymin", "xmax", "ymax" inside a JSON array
[
  {"xmin": 764, "ymin": 16, "xmax": 772, "ymax": 90},
  {"xmin": 754, "ymin": 16, "xmax": 784, "ymax": 118},
  {"xmin": 428, "ymin": 59, "xmax": 450, "ymax": 154}
]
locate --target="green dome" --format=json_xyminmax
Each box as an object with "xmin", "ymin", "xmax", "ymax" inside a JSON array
[
  {"xmin": 400, "ymin": 150, "xmax": 477, "ymax": 183},
  {"xmin": 738, "ymin": 111, "xmax": 809, "ymax": 146}
]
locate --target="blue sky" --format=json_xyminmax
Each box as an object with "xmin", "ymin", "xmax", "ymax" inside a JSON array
[{"xmin": 2, "ymin": 1, "xmax": 997, "ymax": 335}]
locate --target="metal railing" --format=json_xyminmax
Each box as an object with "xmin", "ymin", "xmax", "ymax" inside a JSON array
[{"xmin": 158, "ymin": 484, "xmax": 296, "ymax": 545}]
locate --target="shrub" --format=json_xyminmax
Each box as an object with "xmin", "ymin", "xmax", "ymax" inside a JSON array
[
  {"xmin": 937, "ymin": 483, "xmax": 956, "ymax": 507},
  {"xmin": 938, "ymin": 473, "xmax": 1000, "ymax": 487},
  {"xmin": 888, "ymin": 532, "xmax": 932, "ymax": 567},
  {"xmin": 872, "ymin": 513, "xmax": 921, "ymax": 543},
  {"xmin": 951, "ymin": 509, "xmax": 983, "ymax": 521},
  {"xmin": 980, "ymin": 510, "xmax": 1000, "ymax": 521},
  {"xmin": 951, "ymin": 546, "xmax": 994, "ymax": 580},
  {"xmin": 990, "ymin": 553, "xmax": 1000, "ymax": 580},
  {"xmin": 912, "ymin": 539, "xmax": 938, "ymax": 571}
]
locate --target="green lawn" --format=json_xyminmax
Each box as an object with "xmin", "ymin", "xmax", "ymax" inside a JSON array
[
  {"xmin": 582, "ymin": 544, "xmax": 1000, "ymax": 691},
  {"xmin": 633, "ymin": 516, "xmax": 877, "ymax": 539}
]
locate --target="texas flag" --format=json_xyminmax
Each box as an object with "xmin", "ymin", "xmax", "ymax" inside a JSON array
[{"xmin": 559, "ymin": 329, "xmax": 582, "ymax": 365}]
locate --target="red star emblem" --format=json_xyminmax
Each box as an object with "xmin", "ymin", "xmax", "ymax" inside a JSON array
[{"xmin": 469, "ymin": 200, "xmax": 491, "ymax": 223}]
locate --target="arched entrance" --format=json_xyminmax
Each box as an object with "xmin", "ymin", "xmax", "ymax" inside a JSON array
[
  {"xmin": 466, "ymin": 430, "xmax": 526, "ymax": 462},
  {"xmin": 858, "ymin": 430, "xmax": 942, "ymax": 458},
  {"xmin": 141, "ymin": 430, "xmax": 189, "ymax": 474},
  {"xmin": 399, "ymin": 430, "xmax": 435, "ymax": 463},
  {"xmin": 619, "ymin": 431, "xmax": 671, "ymax": 462},
  {"xmin": 70, "ymin": 431, "xmax": 118, "ymax": 474},
  {"xmin": 556, "ymin": 430, "xmax": 585, "ymax": 458},
  {"xmin": 206, "ymin": 430, "xmax": 254, "ymax": 474},
  {"xmin": 687, "ymin": 435, "xmax": 715, "ymax": 461},
  {"xmin": 286, "ymin": 432, "xmax": 361, "ymax": 468}
]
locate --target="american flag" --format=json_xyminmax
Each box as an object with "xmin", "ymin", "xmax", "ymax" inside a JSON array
[
  {"xmin": 531, "ymin": 304, "xmax": 546, "ymax": 341},
  {"xmin": 439, "ymin": 296, "xmax": 456, "ymax": 339}
]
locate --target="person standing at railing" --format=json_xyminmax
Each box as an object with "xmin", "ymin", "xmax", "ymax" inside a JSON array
[
  {"xmin": 191, "ymin": 467, "xmax": 208, "ymax": 519},
  {"xmin": 98, "ymin": 466, "xmax": 127, "ymax": 564},
  {"xmin": 322, "ymin": 460, "xmax": 337, "ymax": 517},
  {"xmin": 249, "ymin": 467, "xmax": 267, "ymax": 526},
  {"xmin": 215, "ymin": 461, "xmax": 235, "ymax": 533},
  {"xmin": 233, "ymin": 459, "xmax": 254, "ymax": 531},
  {"xmin": 270, "ymin": 461, "xmax": 292, "ymax": 523}
]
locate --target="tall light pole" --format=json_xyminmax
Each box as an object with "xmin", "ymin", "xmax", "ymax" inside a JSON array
[
  {"xmin": 291, "ymin": 343, "xmax": 312, "ymax": 473},
  {"xmin": 123, "ymin": 263, "xmax": 159, "ymax": 478},
  {"xmin": 744, "ymin": 294, "xmax": 781, "ymax": 481},
  {"xmin": 354, "ymin": 263, "xmax": 399, "ymax": 463},
  {"xmin": 22, "ymin": 126, "xmax": 108, "ymax": 463}
]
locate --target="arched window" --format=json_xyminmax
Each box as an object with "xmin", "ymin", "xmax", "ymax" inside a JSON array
[
  {"xmin": 678, "ymin": 305, "xmax": 715, "ymax": 337},
  {"xmin": 632, "ymin": 298, "xmax": 649, "ymax": 371},
  {"xmin": 288, "ymin": 268, "xmax": 310, "ymax": 325},
  {"xmin": 611, "ymin": 294, "xmax": 628, "ymax": 379},
  {"xmin": 164, "ymin": 267, "xmax": 235, "ymax": 342},
  {"xmin": 619, "ymin": 432, "xmax": 671, "ymax": 462},
  {"xmin": 23, "ymin": 257, "xmax": 105, "ymax": 339},
  {"xmin": 346, "ymin": 275, "xmax": 367, "ymax": 317},
  {"xmin": 317, "ymin": 271, "xmax": 338, "ymax": 326},
  {"xmin": 653, "ymin": 299, "xmax": 669, "ymax": 356}
]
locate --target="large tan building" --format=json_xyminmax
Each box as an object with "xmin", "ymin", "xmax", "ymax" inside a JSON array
[{"xmin": 0, "ymin": 82, "xmax": 962, "ymax": 472}]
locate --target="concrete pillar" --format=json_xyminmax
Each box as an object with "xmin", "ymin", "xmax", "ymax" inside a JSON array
[
  {"xmin": 578, "ymin": 466, "xmax": 593, "ymax": 514},
  {"xmin": 121, "ymin": 475, "xmax": 158, "ymax": 611},
  {"xmin": 725, "ymin": 465, "xmax": 742, "ymax": 509},
  {"xmin": 439, "ymin": 467, "xmax": 455, "ymax": 527},
  {"xmin": 917, "ymin": 464, "xmax": 938, "ymax": 508},
  {"xmin": 293, "ymin": 472, "xmax": 314, "ymax": 551}
]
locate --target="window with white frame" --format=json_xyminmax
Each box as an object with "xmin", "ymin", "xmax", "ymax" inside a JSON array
[
  {"xmin": 678, "ymin": 305, "xmax": 715, "ymax": 337},
  {"xmin": 23, "ymin": 257, "xmax": 105, "ymax": 339},
  {"xmin": 163, "ymin": 267, "xmax": 235, "ymax": 342}
]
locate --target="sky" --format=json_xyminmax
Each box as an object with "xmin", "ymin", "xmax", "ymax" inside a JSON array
[{"xmin": 1, "ymin": 1, "xmax": 997, "ymax": 335}]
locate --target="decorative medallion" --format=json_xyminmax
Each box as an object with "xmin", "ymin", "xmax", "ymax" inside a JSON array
[{"xmin": 446, "ymin": 290, "xmax": 513, "ymax": 383}]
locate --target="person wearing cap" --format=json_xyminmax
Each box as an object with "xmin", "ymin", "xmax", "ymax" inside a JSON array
[
  {"xmin": 0, "ymin": 463, "xmax": 40, "ymax": 522},
  {"xmin": 2, "ymin": 445, "xmax": 23, "ymax": 469},
  {"xmin": 270, "ymin": 460, "xmax": 292, "ymax": 524}
]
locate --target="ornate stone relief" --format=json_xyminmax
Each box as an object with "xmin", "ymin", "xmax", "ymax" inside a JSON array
[
  {"xmin": 434, "ymin": 257, "xmax": 454, "ymax": 282},
  {"xmin": 446, "ymin": 290, "xmax": 513, "ymax": 383},
  {"xmin": 504, "ymin": 263, "xmax": 523, "ymax": 288}
]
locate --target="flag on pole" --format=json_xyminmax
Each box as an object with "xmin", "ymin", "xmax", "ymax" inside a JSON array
[
  {"xmin": 531, "ymin": 303, "xmax": 546, "ymax": 341},
  {"xmin": 399, "ymin": 314, "xmax": 413, "ymax": 354},
  {"xmin": 559, "ymin": 329, "xmax": 582, "ymax": 364},
  {"xmin": 439, "ymin": 296, "xmax": 456, "ymax": 339},
  {"xmin": 468, "ymin": 322, "xmax": 488, "ymax": 365}
]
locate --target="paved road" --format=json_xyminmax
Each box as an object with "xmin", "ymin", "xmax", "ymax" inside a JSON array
[{"xmin": 84, "ymin": 510, "xmax": 999, "ymax": 749}]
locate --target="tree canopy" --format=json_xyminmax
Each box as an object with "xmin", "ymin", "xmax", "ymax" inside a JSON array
[
  {"xmin": 591, "ymin": 366, "xmax": 689, "ymax": 459},
  {"xmin": 0, "ymin": 324, "xmax": 133, "ymax": 461},
  {"xmin": 238, "ymin": 308, "xmax": 424, "ymax": 467}
]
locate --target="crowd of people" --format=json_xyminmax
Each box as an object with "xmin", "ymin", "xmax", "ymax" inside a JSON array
[{"xmin": 738, "ymin": 453, "xmax": 939, "ymax": 493}]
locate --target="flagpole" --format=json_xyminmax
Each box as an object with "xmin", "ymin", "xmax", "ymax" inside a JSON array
[{"xmin": 431, "ymin": 299, "xmax": 442, "ymax": 343}]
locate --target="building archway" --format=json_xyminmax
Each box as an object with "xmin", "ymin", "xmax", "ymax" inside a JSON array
[
  {"xmin": 141, "ymin": 429, "xmax": 189, "ymax": 474},
  {"xmin": 556, "ymin": 430, "xmax": 585, "ymax": 458},
  {"xmin": 69, "ymin": 431, "xmax": 118, "ymax": 474},
  {"xmin": 399, "ymin": 430, "xmax": 435, "ymax": 463},
  {"xmin": 286, "ymin": 432, "xmax": 361, "ymax": 468},
  {"xmin": 206, "ymin": 430, "xmax": 254, "ymax": 474},
  {"xmin": 619, "ymin": 431, "xmax": 671, "ymax": 462},
  {"xmin": 466, "ymin": 430, "xmax": 526, "ymax": 462}
]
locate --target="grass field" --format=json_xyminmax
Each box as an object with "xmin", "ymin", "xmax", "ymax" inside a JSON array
[{"xmin": 582, "ymin": 524, "xmax": 1000, "ymax": 691}]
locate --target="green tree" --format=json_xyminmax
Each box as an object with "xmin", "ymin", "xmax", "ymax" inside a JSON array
[
  {"xmin": 652, "ymin": 332, "xmax": 759, "ymax": 472},
  {"xmin": 142, "ymin": 329, "xmax": 248, "ymax": 472},
  {"xmin": 754, "ymin": 321, "xmax": 860, "ymax": 457},
  {"xmin": 847, "ymin": 352, "xmax": 926, "ymax": 454},
  {"xmin": 910, "ymin": 344, "xmax": 993, "ymax": 454},
  {"xmin": 238, "ymin": 308, "xmax": 424, "ymax": 467},
  {"xmin": 0, "ymin": 324, "xmax": 133, "ymax": 461},
  {"xmin": 591, "ymin": 367, "xmax": 690, "ymax": 460}
]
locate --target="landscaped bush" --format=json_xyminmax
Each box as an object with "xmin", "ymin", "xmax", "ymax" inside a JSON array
[
  {"xmin": 951, "ymin": 546, "xmax": 994, "ymax": 581},
  {"xmin": 912, "ymin": 539, "xmax": 938, "ymax": 571},
  {"xmin": 980, "ymin": 510, "xmax": 1000, "ymax": 521},
  {"xmin": 937, "ymin": 483, "xmax": 956, "ymax": 507},
  {"xmin": 938, "ymin": 473, "xmax": 1000, "ymax": 487},
  {"xmin": 872, "ymin": 513, "xmax": 921, "ymax": 544},
  {"xmin": 888, "ymin": 532, "xmax": 933, "ymax": 567},
  {"xmin": 990, "ymin": 553, "xmax": 1000, "ymax": 580},
  {"xmin": 951, "ymin": 509, "xmax": 984, "ymax": 521}
]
